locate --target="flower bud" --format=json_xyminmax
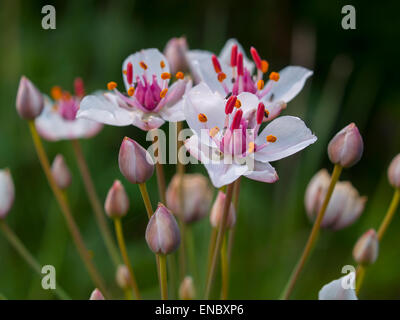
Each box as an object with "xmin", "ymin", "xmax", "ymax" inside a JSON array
[
  {"xmin": 145, "ymin": 203, "xmax": 181, "ymax": 255},
  {"xmin": 179, "ymin": 276, "xmax": 196, "ymax": 300},
  {"xmin": 0, "ymin": 169, "xmax": 15, "ymax": 219},
  {"xmin": 118, "ymin": 137, "xmax": 154, "ymax": 184},
  {"xmin": 89, "ymin": 288, "xmax": 105, "ymax": 300},
  {"xmin": 104, "ymin": 180, "xmax": 129, "ymax": 218},
  {"xmin": 210, "ymin": 191, "xmax": 236, "ymax": 229},
  {"xmin": 164, "ymin": 37, "xmax": 189, "ymax": 74},
  {"xmin": 318, "ymin": 272, "xmax": 358, "ymax": 300},
  {"xmin": 166, "ymin": 173, "xmax": 213, "ymax": 224},
  {"xmin": 388, "ymin": 153, "xmax": 400, "ymax": 188},
  {"xmin": 328, "ymin": 123, "xmax": 363, "ymax": 168},
  {"xmin": 116, "ymin": 264, "xmax": 132, "ymax": 290},
  {"xmin": 16, "ymin": 76, "xmax": 44, "ymax": 120},
  {"xmin": 305, "ymin": 169, "xmax": 366, "ymax": 230},
  {"xmin": 353, "ymin": 229, "xmax": 379, "ymax": 265},
  {"xmin": 51, "ymin": 154, "xmax": 72, "ymax": 190}
]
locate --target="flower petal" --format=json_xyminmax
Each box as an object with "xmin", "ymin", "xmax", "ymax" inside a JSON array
[
  {"xmin": 244, "ymin": 161, "xmax": 279, "ymax": 183},
  {"xmin": 238, "ymin": 92, "xmax": 261, "ymax": 118},
  {"xmin": 255, "ymin": 116, "xmax": 317, "ymax": 162},
  {"xmin": 204, "ymin": 161, "xmax": 247, "ymax": 188},
  {"xmin": 186, "ymin": 49, "xmax": 213, "ymax": 83},
  {"xmin": 0, "ymin": 169, "xmax": 15, "ymax": 218},
  {"xmin": 131, "ymin": 111, "xmax": 165, "ymax": 131},
  {"xmin": 262, "ymin": 66, "xmax": 313, "ymax": 104},
  {"xmin": 218, "ymin": 38, "xmax": 254, "ymax": 74},
  {"xmin": 318, "ymin": 273, "xmax": 358, "ymax": 300}
]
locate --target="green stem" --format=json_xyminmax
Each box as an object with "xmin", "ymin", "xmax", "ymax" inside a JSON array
[
  {"xmin": 0, "ymin": 219, "xmax": 71, "ymax": 300},
  {"xmin": 186, "ymin": 225, "xmax": 198, "ymax": 281},
  {"xmin": 220, "ymin": 233, "xmax": 229, "ymax": 300},
  {"xmin": 71, "ymin": 139, "xmax": 120, "ymax": 267},
  {"xmin": 280, "ymin": 164, "xmax": 343, "ymax": 300},
  {"xmin": 138, "ymin": 183, "xmax": 154, "ymax": 218},
  {"xmin": 158, "ymin": 254, "xmax": 168, "ymax": 300}
]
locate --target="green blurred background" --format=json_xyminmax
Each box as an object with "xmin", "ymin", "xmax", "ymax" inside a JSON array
[{"xmin": 0, "ymin": 0, "xmax": 399, "ymax": 299}]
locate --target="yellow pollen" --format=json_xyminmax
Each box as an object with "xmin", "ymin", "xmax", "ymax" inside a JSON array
[
  {"xmin": 235, "ymin": 99, "xmax": 241, "ymax": 108},
  {"xmin": 160, "ymin": 60, "xmax": 166, "ymax": 68},
  {"xmin": 257, "ymin": 79, "xmax": 265, "ymax": 90},
  {"xmin": 209, "ymin": 126, "xmax": 220, "ymax": 137},
  {"xmin": 265, "ymin": 109, "xmax": 270, "ymax": 117},
  {"xmin": 261, "ymin": 60, "xmax": 269, "ymax": 73},
  {"xmin": 248, "ymin": 142, "xmax": 255, "ymax": 153},
  {"xmin": 176, "ymin": 71, "xmax": 184, "ymax": 80},
  {"xmin": 107, "ymin": 81, "xmax": 117, "ymax": 90},
  {"xmin": 51, "ymin": 86, "xmax": 63, "ymax": 100},
  {"xmin": 161, "ymin": 72, "xmax": 171, "ymax": 80},
  {"xmin": 160, "ymin": 88, "xmax": 168, "ymax": 98},
  {"xmin": 266, "ymin": 135, "xmax": 277, "ymax": 143},
  {"xmin": 198, "ymin": 113, "xmax": 208, "ymax": 123},
  {"xmin": 139, "ymin": 61, "xmax": 148, "ymax": 70},
  {"xmin": 128, "ymin": 87, "xmax": 135, "ymax": 96},
  {"xmin": 269, "ymin": 72, "xmax": 280, "ymax": 82},
  {"xmin": 123, "ymin": 70, "xmax": 127, "ymax": 75},
  {"xmin": 217, "ymin": 72, "xmax": 226, "ymax": 82}
]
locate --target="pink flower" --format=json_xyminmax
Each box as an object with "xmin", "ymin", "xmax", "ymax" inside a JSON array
[
  {"xmin": 35, "ymin": 78, "xmax": 103, "ymax": 141},
  {"xmin": 78, "ymin": 49, "xmax": 192, "ymax": 131},
  {"xmin": 183, "ymin": 83, "xmax": 317, "ymax": 188}
]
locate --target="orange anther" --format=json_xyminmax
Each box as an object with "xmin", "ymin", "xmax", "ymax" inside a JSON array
[
  {"xmin": 266, "ymin": 135, "xmax": 277, "ymax": 143},
  {"xmin": 161, "ymin": 72, "xmax": 171, "ymax": 80},
  {"xmin": 139, "ymin": 61, "xmax": 148, "ymax": 70},
  {"xmin": 128, "ymin": 87, "xmax": 135, "ymax": 96},
  {"xmin": 235, "ymin": 99, "xmax": 241, "ymax": 108},
  {"xmin": 160, "ymin": 88, "xmax": 168, "ymax": 98},
  {"xmin": 176, "ymin": 71, "xmax": 184, "ymax": 80},
  {"xmin": 257, "ymin": 79, "xmax": 265, "ymax": 90},
  {"xmin": 248, "ymin": 142, "xmax": 255, "ymax": 153},
  {"xmin": 107, "ymin": 81, "xmax": 117, "ymax": 90},
  {"xmin": 217, "ymin": 72, "xmax": 226, "ymax": 82},
  {"xmin": 51, "ymin": 86, "xmax": 63, "ymax": 100},
  {"xmin": 261, "ymin": 60, "xmax": 269, "ymax": 73},
  {"xmin": 160, "ymin": 60, "xmax": 166, "ymax": 68},
  {"xmin": 269, "ymin": 72, "xmax": 280, "ymax": 82},
  {"xmin": 198, "ymin": 113, "xmax": 208, "ymax": 123},
  {"xmin": 209, "ymin": 126, "xmax": 220, "ymax": 137}
]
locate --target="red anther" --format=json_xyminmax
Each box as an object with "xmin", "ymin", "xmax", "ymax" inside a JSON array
[
  {"xmin": 230, "ymin": 109, "xmax": 243, "ymax": 130},
  {"xmin": 250, "ymin": 47, "xmax": 262, "ymax": 70},
  {"xmin": 237, "ymin": 52, "xmax": 244, "ymax": 76},
  {"xmin": 225, "ymin": 95, "xmax": 237, "ymax": 114},
  {"xmin": 211, "ymin": 55, "xmax": 222, "ymax": 74},
  {"xmin": 230, "ymin": 44, "xmax": 238, "ymax": 67},
  {"xmin": 74, "ymin": 77, "xmax": 85, "ymax": 98},
  {"xmin": 126, "ymin": 62, "xmax": 133, "ymax": 84},
  {"xmin": 256, "ymin": 102, "xmax": 265, "ymax": 124}
]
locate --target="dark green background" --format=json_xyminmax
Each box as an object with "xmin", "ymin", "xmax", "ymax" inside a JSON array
[{"xmin": 0, "ymin": 0, "xmax": 399, "ymax": 299}]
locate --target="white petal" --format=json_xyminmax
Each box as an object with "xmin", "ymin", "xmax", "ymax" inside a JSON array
[
  {"xmin": 0, "ymin": 169, "xmax": 15, "ymax": 218},
  {"xmin": 244, "ymin": 161, "xmax": 279, "ymax": 183},
  {"xmin": 122, "ymin": 49, "xmax": 169, "ymax": 91},
  {"xmin": 186, "ymin": 49, "xmax": 213, "ymax": 83},
  {"xmin": 263, "ymin": 66, "xmax": 313, "ymax": 103},
  {"xmin": 238, "ymin": 92, "xmax": 260, "ymax": 117},
  {"xmin": 78, "ymin": 93, "xmax": 135, "ymax": 127},
  {"xmin": 131, "ymin": 111, "xmax": 165, "ymax": 131},
  {"xmin": 204, "ymin": 161, "xmax": 247, "ymax": 188},
  {"xmin": 255, "ymin": 116, "xmax": 317, "ymax": 162},
  {"xmin": 218, "ymin": 38, "xmax": 254, "ymax": 74},
  {"xmin": 318, "ymin": 273, "xmax": 358, "ymax": 300}
]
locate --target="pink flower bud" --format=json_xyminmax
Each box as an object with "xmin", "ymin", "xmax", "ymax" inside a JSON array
[
  {"xmin": 104, "ymin": 180, "xmax": 129, "ymax": 218},
  {"xmin": 51, "ymin": 154, "xmax": 72, "ymax": 190},
  {"xmin": 327, "ymin": 123, "xmax": 363, "ymax": 168},
  {"xmin": 116, "ymin": 264, "xmax": 132, "ymax": 290},
  {"xmin": 305, "ymin": 169, "xmax": 366, "ymax": 230},
  {"xmin": 166, "ymin": 173, "xmax": 213, "ymax": 224},
  {"xmin": 89, "ymin": 288, "xmax": 105, "ymax": 300},
  {"xmin": 353, "ymin": 229, "xmax": 379, "ymax": 265},
  {"xmin": 388, "ymin": 153, "xmax": 400, "ymax": 188},
  {"xmin": 179, "ymin": 276, "xmax": 196, "ymax": 300},
  {"xmin": 0, "ymin": 169, "xmax": 15, "ymax": 219},
  {"xmin": 118, "ymin": 137, "xmax": 154, "ymax": 184},
  {"xmin": 145, "ymin": 203, "xmax": 181, "ymax": 255},
  {"xmin": 163, "ymin": 37, "xmax": 189, "ymax": 74},
  {"xmin": 210, "ymin": 191, "xmax": 236, "ymax": 229},
  {"xmin": 16, "ymin": 76, "xmax": 44, "ymax": 120}
]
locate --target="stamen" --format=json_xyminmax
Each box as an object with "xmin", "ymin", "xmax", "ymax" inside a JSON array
[
  {"xmin": 266, "ymin": 135, "xmax": 277, "ymax": 143},
  {"xmin": 123, "ymin": 70, "xmax": 127, "ymax": 75},
  {"xmin": 248, "ymin": 142, "xmax": 255, "ymax": 154},
  {"xmin": 139, "ymin": 61, "xmax": 148, "ymax": 70},
  {"xmin": 51, "ymin": 86, "xmax": 63, "ymax": 100},
  {"xmin": 128, "ymin": 87, "xmax": 135, "ymax": 96},
  {"xmin": 209, "ymin": 126, "xmax": 220, "ymax": 137},
  {"xmin": 269, "ymin": 72, "xmax": 280, "ymax": 82},
  {"xmin": 160, "ymin": 60, "xmax": 166, "ymax": 69},
  {"xmin": 237, "ymin": 52, "xmax": 244, "ymax": 76},
  {"xmin": 198, "ymin": 113, "xmax": 208, "ymax": 123},
  {"xmin": 218, "ymin": 72, "xmax": 227, "ymax": 82},
  {"xmin": 176, "ymin": 71, "xmax": 184, "ymax": 80},
  {"xmin": 225, "ymin": 95, "xmax": 237, "ymax": 114},
  {"xmin": 160, "ymin": 88, "xmax": 168, "ymax": 98},
  {"xmin": 161, "ymin": 72, "xmax": 171, "ymax": 80},
  {"xmin": 126, "ymin": 62, "xmax": 133, "ymax": 84},
  {"xmin": 250, "ymin": 47, "xmax": 262, "ymax": 70},
  {"xmin": 74, "ymin": 78, "xmax": 85, "ymax": 98},
  {"xmin": 257, "ymin": 79, "xmax": 265, "ymax": 90},
  {"xmin": 235, "ymin": 99, "xmax": 241, "ymax": 108},
  {"xmin": 261, "ymin": 60, "xmax": 269, "ymax": 73},
  {"xmin": 230, "ymin": 109, "xmax": 243, "ymax": 130},
  {"xmin": 230, "ymin": 44, "xmax": 238, "ymax": 67},
  {"xmin": 265, "ymin": 109, "xmax": 270, "ymax": 118},
  {"xmin": 256, "ymin": 102, "xmax": 265, "ymax": 124},
  {"xmin": 211, "ymin": 55, "xmax": 222, "ymax": 74},
  {"xmin": 107, "ymin": 81, "xmax": 117, "ymax": 90}
]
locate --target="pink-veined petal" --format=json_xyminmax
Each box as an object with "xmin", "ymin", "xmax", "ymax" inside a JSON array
[
  {"xmin": 131, "ymin": 111, "xmax": 165, "ymax": 131},
  {"xmin": 244, "ymin": 160, "xmax": 279, "ymax": 183}
]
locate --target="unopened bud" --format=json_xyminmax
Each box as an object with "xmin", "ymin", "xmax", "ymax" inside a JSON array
[
  {"xmin": 179, "ymin": 276, "xmax": 196, "ymax": 300},
  {"xmin": 89, "ymin": 288, "xmax": 105, "ymax": 300},
  {"xmin": 118, "ymin": 137, "xmax": 154, "ymax": 184},
  {"xmin": 16, "ymin": 76, "xmax": 44, "ymax": 120},
  {"xmin": 145, "ymin": 203, "xmax": 181, "ymax": 255},
  {"xmin": 164, "ymin": 37, "xmax": 189, "ymax": 74},
  {"xmin": 388, "ymin": 153, "xmax": 400, "ymax": 188},
  {"xmin": 166, "ymin": 173, "xmax": 213, "ymax": 224},
  {"xmin": 210, "ymin": 191, "xmax": 236, "ymax": 229},
  {"xmin": 328, "ymin": 123, "xmax": 363, "ymax": 168},
  {"xmin": 104, "ymin": 180, "xmax": 129, "ymax": 218},
  {"xmin": 0, "ymin": 169, "xmax": 15, "ymax": 219},
  {"xmin": 116, "ymin": 264, "xmax": 132, "ymax": 290},
  {"xmin": 51, "ymin": 154, "xmax": 72, "ymax": 190},
  {"xmin": 353, "ymin": 229, "xmax": 379, "ymax": 265}
]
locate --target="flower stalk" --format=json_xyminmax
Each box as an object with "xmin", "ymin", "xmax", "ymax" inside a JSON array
[
  {"xmin": 220, "ymin": 233, "xmax": 229, "ymax": 300},
  {"xmin": 138, "ymin": 183, "xmax": 154, "ymax": 218},
  {"xmin": 158, "ymin": 254, "xmax": 168, "ymax": 300}
]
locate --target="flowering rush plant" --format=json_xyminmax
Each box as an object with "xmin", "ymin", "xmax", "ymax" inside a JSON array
[{"xmin": 5, "ymin": 36, "xmax": 399, "ymax": 302}]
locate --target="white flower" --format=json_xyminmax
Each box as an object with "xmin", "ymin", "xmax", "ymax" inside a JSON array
[
  {"xmin": 77, "ymin": 49, "xmax": 192, "ymax": 131},
  {"xmin": 0, "ymin": 169, "xmax": 15, "ymax": 219},
  {"xmin": 318, "ymin": 273, "xmax": 358, "ymax": 300}
]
